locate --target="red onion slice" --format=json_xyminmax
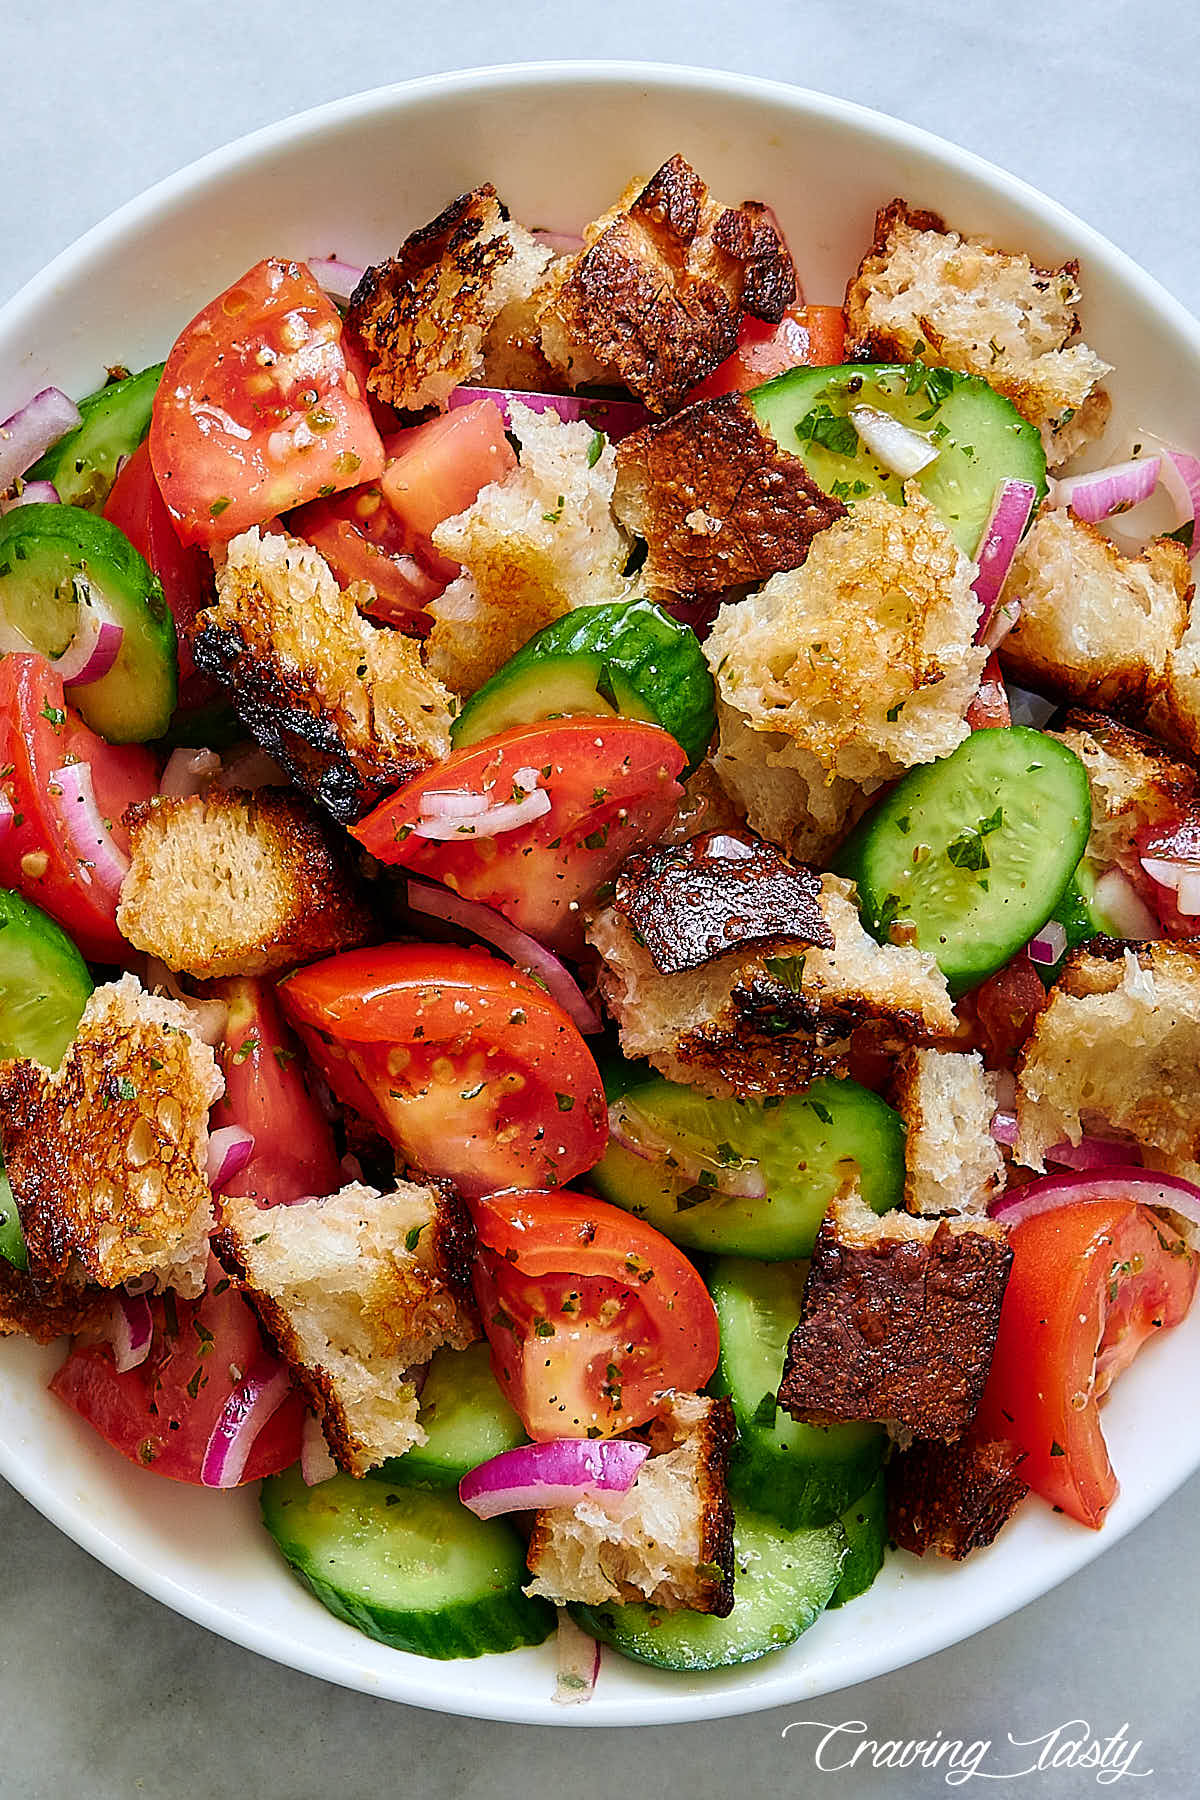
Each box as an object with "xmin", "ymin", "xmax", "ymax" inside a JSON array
[
  {"xmin": 1154, "ymin": 449, "xmax": 1200, "ymax": 558},
  {"xmin": 1046, "ymin": 1137, "xmax": 1145, "ymax": 1171},
  {"xmin": 553, "ymin": 1609, "xmax": 601, "ymax": 1706},
  {"xmin": 447, "ymin": 386, "xmax": 650, "ymax": 443},
  {"xmin": 972, "ymin": 479, "xmax": 1038, "ymax": 636},
  {"xmin": 412, "ymin": 785, "xmax": 551, "ymax": 840},
  {"xmin": 1092, "ymin": 868, "xmax": 1161, "ymax": 937},
  {"xmin": 980, "ymin": 597, "xmax": 1021, "ymax": 654},
  {"xmin": 1027, "ymin": 920, "xmax": 1068, "ymax": 966},
  {"xmin": 300, "ymin": 1411, "xmax": 337, "ymax": 1486},
  {"xmin": 108, "ymin": 1291, "xmax": 154, "ymax": 1373},
  {"xmin": 159, "ymin": 746, "xmax": 221, "ymax": 798},
  {"xmin": 1051, "ymin": 456, "xmax": 1161, "ymax": 524},
  {"xmin": 990, "ymin": 1110, "xmax": 1019, "ymax": 1147},
  {"xmin": 49, "ymin": 760, "xmax": 130, "ymax": 896},
  {"xmin": 0, "ymin": 792, "xmax": 13, "ymax": 842},
  {"xmin": 533, "ymin": 229, "xmax": 584, "ymax": 256},
  {"xmin": 458, "ymin": 1438, "xmax": 650, "ymax": 1519},
  {"xmin": 990, "ymin": 1165, "xmax": 1200, "ymax": 1232},
  {"xmin": 207, "ymin": 1125, "xmax": 256, "ymax": 1193},
  {"xmin": 404, "ymin": 880, "xmax": 601, "ymax": 1034},
  {"xmin": 307, "ymin": 256, "xmax": 365, "ymax": 303},
  {"xmin": 0, "ymin": 479, "xmax": 59, "ymax": 515},
  {"xmin": 53, "ymin": 598, "xmax": 125, "ymax": 687},
  {"xmin": 200, "ymin": 1358, "xmax": 293, "ymax": 1488},
  {"xmin": 849, "ymin": 404, "xmax": 938, "ymax": 477},
  {"xmin": 1141, "ymin": 854, "xmax": 1200, "ymax": 917},
  {"xmin": 0, "ymin": 388, "xmax": 81, "ymax": 492}
]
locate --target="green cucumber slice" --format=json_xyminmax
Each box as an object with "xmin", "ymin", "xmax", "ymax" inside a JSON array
[
  {"xmin": 572, "ymin": 1502, "xmax": 846, "ymax": 1671},
  {"xmin": 0, "ymin": 1169, "xmax": 27, "ymax": 1272},
  {"xmin": 748, "ymin": 362, "xmax": 1047, "ymax": 554},
  {"xmin": 828, "ymin": 1471, "xmax": 888, "ymax": 1609},
  {"xmin": 592, "ymin": 1075, "xmax": 905, "ymax": 1260},
  {"xmin": 371, "ymin": 1341, "xmax": 527, "ymax": 1488},
  {"xmin": 26, "ymin": 363, "xmax": 164, "ymax": 511},
  {"xmin": 260, "ymin": 1468, "xmax": 555, "ymax": 1659},
  {"xmin": 710, "ymin": 1257, "xmax": 885, "ymax": 1529},
  {"xmin": 451, "ymin": 597, "xmax": 716, "ymax": 772},
  {"xmin": 836, "ymin": 727, "xmax": 1091, "ymax": 996},
  {"xmin": 0, "ymin": 503, "xmax": 177, "ymax": 742}
]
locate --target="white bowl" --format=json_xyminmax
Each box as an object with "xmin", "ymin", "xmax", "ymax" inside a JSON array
[{"xmin": 1, "ymin": 61, "xmax": 1197, "ymax": 1729}]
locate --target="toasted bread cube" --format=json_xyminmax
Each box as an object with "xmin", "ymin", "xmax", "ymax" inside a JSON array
[
  {"xmin": 192, "ymin": 530, "xmax": 454, "ymax": 824},
  {"xmin": 999, "ymin": 508, "xmax": 1192, "ymax": 714},
  {"xmin": 1150, "ymin": 604, "xmax": 1200, "ymax": 761},
  {"xmin": 778, "ymin": 1189, "xmax": 1012, "ymax": 1440},
  {"xmin": 116, "ymin": 788, "xmax": 372, "ymax": 980},
  {"xmin": 893, "ymin": 1049, "xmax": 1006, "ymax": 1218},
  {"xmin": 844, "ymin": 198, "xmax": 1110, "ymax": 460},
  {"xmin": 1053, "ymin": 710, "xmax": 1199, "ymax": 866},
  {"xmin": 708, "ymin": 699, "xmax": 867, "ymax": 864},
  {"xmin": 426, "ymin": 401, "xmax": 630, "ymax": 695},
  {"xmin": 537, "ymin": 156, "xmax": 795, "ymax": 413},
  {"xmin": 612, "ymin": 395, "xmax": 845, "ymax": 605},
  {"xmin": 888, "ymin": 1431, "xmax": 1028, "ymax": 1560},
  {"xmin": 525, "ymin": 1392, "xmax": 735, "ymax": 1615},
  {"xmin": 215, "ymin": 1180, "xmax": 478, "ymax": 1476},
  {"xmin": 0, "ymin": 1260, "xmax": 106, "ymax": 1343},
  {"xmin": 588, "ymin": 868, "xmax": 955, "ymax": 1098},
  {"xmin": 345, "ymin": 186, "xmax": 551, "ymax": 413},
  {"xmin": 1015, "ymin": 941, "xmax": 1200, "ymax": 1181},
  {"xmin": 0, "ymin": 975, "xmax": 223, "ymax": 1298}
]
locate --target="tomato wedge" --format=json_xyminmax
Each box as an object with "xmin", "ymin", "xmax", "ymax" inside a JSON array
[
  {"xmin": 471, "ymin": 1189, "xmax": 720, "ymax": 1439},
  {"xmin": 149, "ymin": 258, "xmax": 384, "ymax": 546},
  {"xmin": 975, "ymin": 1200, "xmax": 1197, "ymax": 1528},
  {"xmin": 687, "ymin": 304, "xmax": 847, "ymax": 402},
  {"xmin": 379, "ymin": 400, "xmax": 517, "ymax": 584},
  {"xmin": 352, "ymin": 717, "xmax": 687, "ymax": 954},
  {"xmin": 278, "ymin": 944, "xmax": 607, "ymax": 1197}
]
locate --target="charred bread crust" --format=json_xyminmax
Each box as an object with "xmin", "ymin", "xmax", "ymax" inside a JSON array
[
  {"xmin": 419, "ymin": 1175, "xmax": 478, "ymax": 1319},
  {"xmin": 650, "ymin": 1391, "xmax": 737, "ymax": 1618},
  {"xmin": 777, "ymin": 1195, "xmax": 1012, "ymax": 1440},
  {"xmin": 0, "ymin": 1260, "xmax": 106, "ymax": 1343},
  {"xmin": 612, "ymin": 830, "xmax": 833, "ymax": 976},
  {"xmin": 612, "ymin": 394, "xmax": 846, "ymax": 602},
  {"xmin": 887, "ymin": 1432, "xmax": 1029, "ymax": 1559},
  {"xmin": 845, "ymin": 199, "xmax": 957, "ymax": 362}
]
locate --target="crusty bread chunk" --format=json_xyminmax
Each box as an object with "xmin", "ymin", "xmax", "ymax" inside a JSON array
[
  {"xmin": 215, "ymin": 1180, "xmax": 478, "ymax": 1476},
  {"xmin": 536, "ymin": 155, "xmax": 795, "ymax": 413},
  {"xmin": 844, "ymin": 198, "xmax": 1111, "ymax": 461},
  {"xmin": 778, "ymin": 1189, "xmax": 1012, "ymax": 1441},
  {"xmin": 0, "ymin": 975, "xmax": 223, "ymax": 1298},
  {"xmin": 893, "ymin": 1049, "xmax": 1005, "ymax": 1218},
  {"xmin": 1015, "ymin": 942, "xmax": 1200, "ymax": 1180},
  {"xmin": 117, "ymin": 788, "xmax": 372, "ymax": 980},
  {"xmin": 192, "ymin": 529, "xmax": 454, "ymax": 824},
  {"xmin": 1053, "ymin": 710, "xmax": 1199, "ymax": 867},
  {"xmin": 588, "ymin": 868, "xmax": 955, "ymax": 1098},
  {"xmin": 426, "ymin": 402, "xmax": 630, "ymax": 694},
  {"xmin": 345, "ymin": 186, "xmax": 551, "ymax": 412},
  {"xmin": 612, "ymin": 394, "xmax": 845, "ymax": 605},
  {"xmin": 999, "ymin": 508, "xmax": 1192, "ymax": 715},
  {"xmin": 888, "ymin": 1431, "xmax": 1028, "ymax": 1560},
  {"xmin": 1150, "ymin": 604, "xmax": 1200, "ymax": 761},
  {"xmin": 525, "ymin": 1392, "xmax": 735, "ymax": 1616},
  {"xmin": 708, "ymin": 699, "xmax": 867, "ymax": 863},
  {"xmin": 0, "ymin": 1259, "xmax": 106, "ymax": 1343},
  {"xmin": 705, "ymin": 486, "xmax": 984, "ymax": 853}
]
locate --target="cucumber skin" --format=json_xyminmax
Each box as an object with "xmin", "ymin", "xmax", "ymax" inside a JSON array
[
  {"xmin": 828, "ymin": 1471, "xmax": 888, "ymax": 1609},
  {"xmin": 27, "ymin": 363, "xmax": 165, "ymax": 511},
  {"xmin": 0, "ymin": 1170, "xmax": 28, "ymax": 1272},
  {"xmin": 0, "ymin": 886, "xmax": 93, "ymax": 1067},
  {"xmin": 724, "ymin": 1409, "xmax": 884, "ymax": 1534},
  {"xmin": 370, "ymin": 1341, "xmax": 527, "ymax": 1489}
]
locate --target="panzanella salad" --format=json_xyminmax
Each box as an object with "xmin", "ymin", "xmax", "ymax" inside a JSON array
[{"xmin": 3, "ymin": 157, "xmax": 1200, "ymax": 1692}]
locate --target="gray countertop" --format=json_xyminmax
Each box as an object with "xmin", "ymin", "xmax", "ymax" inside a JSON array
[{"xmin": 2, "ymin": 4, "xmax": 1197, "ymax": 1796}]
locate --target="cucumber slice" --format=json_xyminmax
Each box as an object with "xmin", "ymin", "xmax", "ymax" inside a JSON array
[
  {"xmin": 260, "ymin": 1467, "xmax": 555, "ymax": 1659},
  {"xmin": 836, "ymin": 728, "xmax": 1091, "ymax": 997},
  {"xmin": 572, "ymin": 1503, "xmax": 846, "ymax": 1671},
  {"xmin": 26, "ymin": 363, "xmax": 164, "ymax": 511},
  {"xmin": 592, "ymin": 1075, "xmax": 905, "ymax": 1259},
  {"xmin": 0, "ymin": 1169, "xmax": 27, "ymax": 1272},
  {"xmin": 748, "ymin": 362, "xmax": 1047, "ymax": 554},
  {"xmin": 828, "ymin": 1471, "xmax": 888, "ymax": 1609},
  {"xmin": 1038, "ymin": 859, "xmax": 1135, "ymax": 987},
  {"xmin": 451, "ymin": 598, "xmax": 716, "ymax": 772},
  {"xmin": 0, "ymin": 503, "xmax": 177, "ymax": 743},
  {"xmin": 371, "ymin": 1341, "xmax": 527, "ymax": 1488},
  {"xmin": 710, "ymin": 1258, "xmax": 885, "ymax": 1529}
]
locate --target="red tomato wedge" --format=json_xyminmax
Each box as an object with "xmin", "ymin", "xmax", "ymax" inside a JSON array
[
  {"xmin": 969, "ymin": 951, "xmax": 1048, "ymax": 1066},
  {"xmin": 975, "ymin": 1200, "xmax": 1197, "ymax": 1528},
  {"xmin": 149, "ymin": 258, "xmax": 384, "ymax": 546},
  {"xmin": 471, "ymin": 1189, "xmax": 720, "ymax": 1439},
  {"xmin": 379, "ymin": 400, "xmax": 517, "ymax": 584},
  {"xmin": 103, "ymin": 440, "xmax": 217, "ymax": 700},
  {"xmin": 1134, "ymin": 806, "xmax": 1200, "ymax": 938},
  {"xmin": 285, "ymin": 490, "xmax": 442, "ymax": 635},
  {"xmin": 688, "ymin": 304, "xmax": 847, "ymax": 402},
  {"xmin": 278, "ymin": 944, "xmax": 607, "ymax": 1198},
  {"xmin": 352, "ymin": 717, "xmax": 687, "ymax": 954},
  {"xmin": 0, "ymin": 655, "xmax": 156, "ymax": 961}
]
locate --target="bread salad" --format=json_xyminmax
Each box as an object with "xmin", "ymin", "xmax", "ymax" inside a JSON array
[{"xmin": 2, "ymin": 157, "xmax": 1200, "ymax": 1694}]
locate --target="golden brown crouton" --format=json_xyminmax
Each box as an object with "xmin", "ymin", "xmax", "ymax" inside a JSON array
[
  {"xmin": 345, "ymin": 186, "xmax": 552, "ymax": 412},
  {"xmin": 844, "ymin": 198, "xmax": 1111, "ymax": 460},
  {"xmin": 215, "ymin": 1180, "xmax": 478, "ymax": 1476},
  {"xmin": 888, "ymin": 1432, "xmax": 1028, "ymax": 1559},
  {"xmin": 192, "ymin": 529, "xmax": 454, "ymax": 824},
  {"xmin": 0, "ymin": 1258, "xmax": 106, "ymax": 1343},
  {"xmin": 1150, "ymin": 604, "xmax": 1200, "ymax": 761},
  {"xmin": 893, "ymin": 1049, "xmax": 1006, "ymax": 1218},
  {"xmin": 116, "ymin": 789, "xmax": 372, "ymax": 980},
  {"xmin": 525, "ymin": 1392, "xmax": 735, "ymax": 1616},
  {"xmin": 1000, "ymin": 508, "xmax": 1192, "ymax": 715},
  {"xmin": 1053, "ymin": 710, "xmax": 1199, "ymax": 867},
  {"xmin": 537, "ymin": 156, "xmax": 795, "ymax": 413},
  {"xmin": 1015, "ymin": 941, "xmax": 1200, "ymax": 1181},
  {"xmin": 426, "ymin": 401, "xmax": 631, "ymax": 694},
  {"xmin": 612, "ymin": 395, "xmax": 845, "ymax": 605},
  {"xmin": 588, "ymin": 869, "xmax": 955, "ymax": 1098},
  {"xmin": 778, "ymin": 1189, "xmax": 1012, "ymax": 1440},
  {"xmin": 0, "ymin": 975, "xmax": 223, "ymax": 1298}
]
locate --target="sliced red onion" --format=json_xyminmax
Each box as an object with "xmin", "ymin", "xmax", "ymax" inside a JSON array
[
  {"xmin": 108, "ymin": 1291, "xmax": 154, "ymax": 1374},
  {"xmin": 608, "ymin": 1100, "xmax": 767, "ymax": 1199},
  {"xmin": 990, "ymin": 1110, "xmax": 1019, "ymax": 1146},
  {"xmin": 405, "ymin": 880, "xmax": 601, "ymax": 1033},
  {"xmin": 460, "ymin": 1437, "xmax": 649, "ymax": 1519},
  {"xmin": 1093, "ymin": 868, "xmax": 1161, "ymax": 938},
  {"xmin": 1155, "ymin": 449, "xmax": 1200, "ymax": 558},
  {"xmin": 207, "ymin": 1125, "xmax": 256, "ymax": 1193},
  {"xmin": 849, "ymin": 404, "xmax": 938, "ymax": 477},
  {"xmin": 0, "ymin": 388, "xmax": 81, "ymax": 493},
  {"xmin": 1027, "ymin": 920, "xmax": 1068, "ymax": 966},
  {"xmin": 980, "ymin": 597, "xmax": 1021, "ymax": 654},
  {"xmin": 419, "ymin": 788, "xmax": 496, "ymax": 821},
  {"xmin": 1051, "ymin": 456, "xmax": 1161, "ymax": 524},
  {"xmin": 1046, "ymin": 1136, "xmax": 1144, "ymax": 1171},
  {"xmin": 213, "ymin": 745, "xmax": 288, "ymax": 791},
  {"xmin": 1141, "ymin": 855, "xmax": 1200, "ymax": 916},
  {"xmin": 200, "ymin": 1358, "xmax": 292, "ymax": 1488},
  {"xmin": 412, "ymin": 784, "xmax": 551, "ymax": 840},
  {"xmin": 972, "ymin": 479, "xmax": 1038, "ymax": 635},
  {"xmin": 553, "ymin": 1608, "xmax": 601, "ymax": 1706},
  {"xmin": 990, "ymin": 1165, "xmax": 1200, "ymax": 1232},
  {"xmin": 53, "ymin": 597, "xmax": 125, "ymax": 687},
  {"xmin": 159, "ymin": 746, "xmax": 221, "ymax": 798},
  {"xmin": 447, "ymin": 386, "xmax": 650, "ymax": 443},
  {"xmin": 533, "ymin": 229, "xmax": 584, "ymax": 256},
  {"xmin": 0, "ymin": 479, "xmax": 59, "ymax": 515},
  {"xmin": 49, "ymin": 760, "xmax": 130, "ymax": 895},
  {"xmin": 300, "ymin": 1410, "xmax": 337, "ymax": 1486},
  {"xmin": 307, "ymin": 256, "xmax": 365, "ymax": 304},
  {"xmin": 0, "ymin": 791, "xmax": 13, "ymax": 842}
]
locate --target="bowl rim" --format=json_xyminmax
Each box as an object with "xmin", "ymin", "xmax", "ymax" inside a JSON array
[{"xmin": 2, "ymin": 59, "xmax": 1199, "ymax": 1729}]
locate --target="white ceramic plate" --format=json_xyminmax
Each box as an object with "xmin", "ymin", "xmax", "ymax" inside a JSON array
[{"xmin": 2, "ymin": 62, "xmax": 1198, "ymax": 1729}]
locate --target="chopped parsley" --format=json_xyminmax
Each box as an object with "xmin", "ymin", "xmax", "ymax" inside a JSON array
[{"xmin": 794, "ymin": 403, "xmax": 859, "ymax": 458}]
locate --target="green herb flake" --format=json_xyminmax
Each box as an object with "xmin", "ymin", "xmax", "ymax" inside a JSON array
[
  {"xmin": 555, "ymin": 1093, "xmax": 575, "ymax": 1113},
  {"xmin": 764, "ymin": 954, "xmax": 806, "ymax": 993},
  {"xmin": 751, "ymin": 1391, "xmax": 778, "ymax": 1428},
  {"xmin": 209, "ymin": 497, "xmax": 232, "ymax": 518},
  {"xmin": 586, "ymin": 430, "xmax": 605, "ymax": 469}
]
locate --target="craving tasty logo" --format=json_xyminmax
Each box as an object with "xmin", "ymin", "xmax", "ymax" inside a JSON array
[{"xmin": 779, "ymin": 1718, "xmax": 1153, "ymax": 1785}]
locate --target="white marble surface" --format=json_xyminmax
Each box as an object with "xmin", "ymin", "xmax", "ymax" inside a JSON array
[{"xmin": 2, "ymin": 4, "xmax": 1198, "ymax": 1796}]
